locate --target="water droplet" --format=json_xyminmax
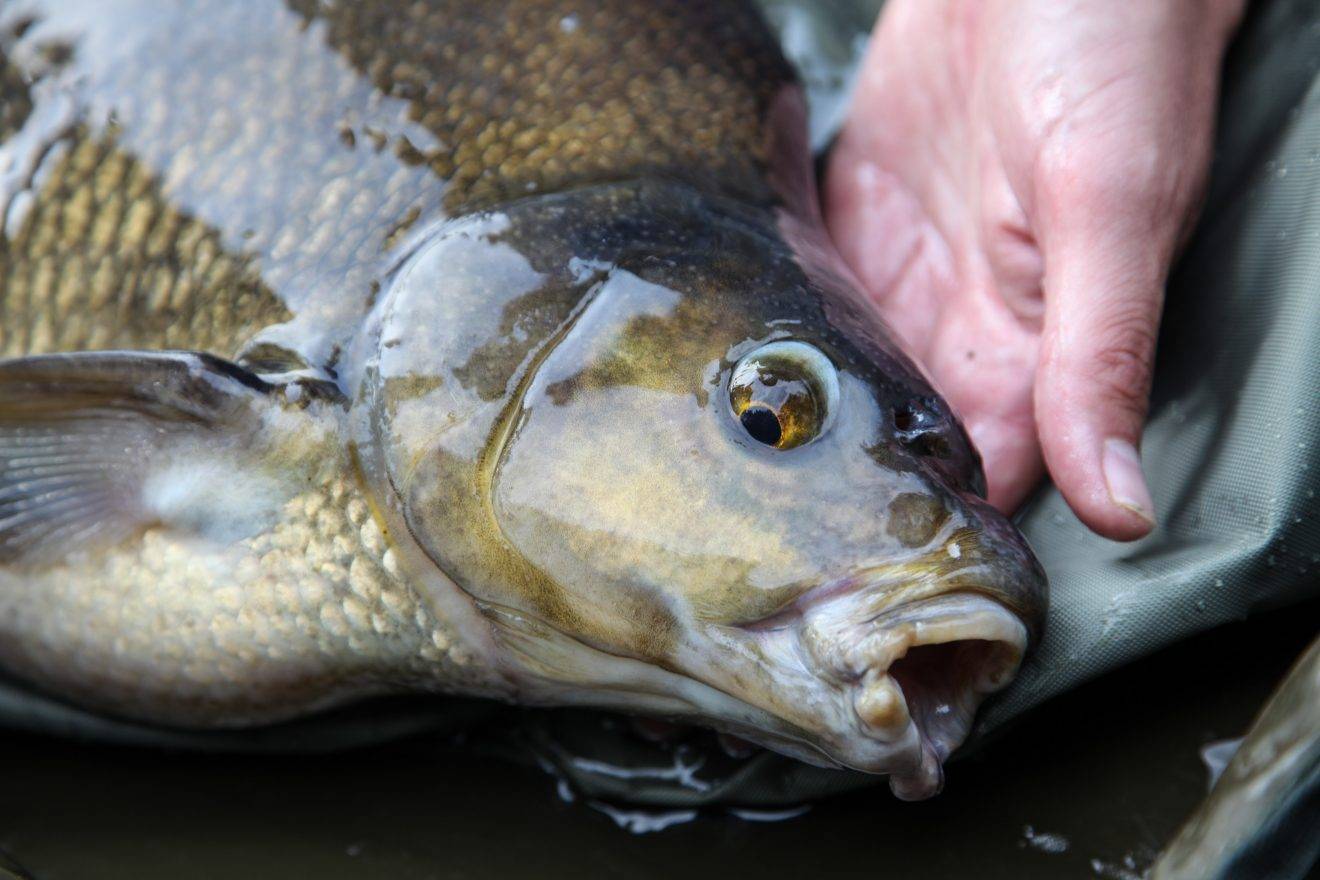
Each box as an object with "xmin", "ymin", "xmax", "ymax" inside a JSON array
[
  {"xmin": 1090, "ymin": 856, "xmax": 1143, "ymax": 880},
  {"xmin": 1022, "ymin": 825, "xmax": 1070, "ymax": 854}
]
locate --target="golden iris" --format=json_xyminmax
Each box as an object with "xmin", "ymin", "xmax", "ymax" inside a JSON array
[{"xmin": 728, "ymin": 341, "xmax": 838, "ymax": 450}]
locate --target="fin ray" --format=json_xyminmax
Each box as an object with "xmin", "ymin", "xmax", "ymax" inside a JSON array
[{"xmin": 0, "ymin": 351, "xmax": 298, "ymax": 565}]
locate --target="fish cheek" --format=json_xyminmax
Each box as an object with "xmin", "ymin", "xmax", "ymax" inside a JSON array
[
  {"xmin": 493, "ymin": 384, "xmax": 833, "ymax": 661},
  {"xmin": 885, "ymin": 492, "xmax": 951, "ymax": 549},
  {"xmin": 487, "ymin": 477, "xmax": 685, "ymax": 663},
  {"xmin": 615, "ymin": 593, "xmax": 681, "ymax": 664}
]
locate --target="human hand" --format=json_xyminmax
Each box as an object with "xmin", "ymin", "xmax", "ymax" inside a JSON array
[{"xmin": 825, "ymin": 0, "xmax": 1245, "ymax": 540}]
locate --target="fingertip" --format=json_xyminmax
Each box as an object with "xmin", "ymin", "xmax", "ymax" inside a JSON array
[
  {"xmin": 1050, "ymin": 433, "xmax": 1157, "ymax": 542},
  {"xmin": 1085, "ymin": 505, "xmax": 1157, "ymax": 543},
  {"xmin": 1101, "ymin": 437, "xmax": 1157, "ymax": 532},
  {"xmin": 1034, "ymin": 318, "xmax": 1160, "ymax": 541},
  {"xmin": 1088, "ymin": 498, "xmax": 1158, "ymax": 543}
]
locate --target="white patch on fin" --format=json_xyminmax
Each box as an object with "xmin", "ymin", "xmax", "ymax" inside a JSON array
[
  {"xmin": 140, "ymin": 456, "xmax": 286, "ymax": 545},
  {"xmin": 0, "ymin": 351, "xmax": 326, "ymax": 564}
]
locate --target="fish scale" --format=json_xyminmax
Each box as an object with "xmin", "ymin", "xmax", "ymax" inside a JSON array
[
  {"xmin": 0, "ymin": 465, "xmax": 474, "ymax": 725},
  {"xmin": 0, "ymin": 130, "xmax": 286, "ymax": 357},
  {"xmin": 0, "ymin": 0, "xmax": 793, "ymax": 361}
]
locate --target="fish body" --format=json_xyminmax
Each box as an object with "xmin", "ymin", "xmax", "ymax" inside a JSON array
[
  {"xmin": 0, "ymin": 0, "xmax": 1046, "ymax": 798},
  {"xmin": 1152, "ymin": 636, "xmax": 1320, "ymax": 880}
]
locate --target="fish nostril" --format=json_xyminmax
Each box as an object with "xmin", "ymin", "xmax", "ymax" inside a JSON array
[
  {"xmin": 893, "ymin": 399, "xmax": 939, "ymax": 432},
  {"xmin": 893, "ymin": 400, "xmax": 953, "ymax": 459},
  {"xmin": 910, "ymin": 433, "xmax": 953, "ymax": 459}
]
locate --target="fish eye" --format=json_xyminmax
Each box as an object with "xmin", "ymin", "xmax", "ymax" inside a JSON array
[{"xmin": 728, "ymin": 341, "xmax": 839, "ymax": 450}]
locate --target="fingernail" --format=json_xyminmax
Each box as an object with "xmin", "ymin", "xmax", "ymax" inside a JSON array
[{"xmin": 1103, "ymin": 438, "xmax": 1156, "ymax": 527}]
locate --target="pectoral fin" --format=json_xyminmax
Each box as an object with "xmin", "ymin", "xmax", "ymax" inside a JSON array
[{"xmin": 0, "ymin": 351, "xmax": 335, "ymax": 565}]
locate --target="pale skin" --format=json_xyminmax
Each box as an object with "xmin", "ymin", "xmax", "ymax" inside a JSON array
[{"xmin": 827, "ymin": 0, "xmax": 1247, "ymax": 541}]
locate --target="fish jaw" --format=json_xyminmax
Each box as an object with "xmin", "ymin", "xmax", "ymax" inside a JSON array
[
  {"xmin": 801, "ymin": 591, "xmax": 1028, "ymax": 798},
  {"xmin": 661, "ymin": 587, "xmax": 1027, "ymax": 799},
  {"xmin": 474, "ymin": 573, "xmax": 1032, "ymax": 799}
]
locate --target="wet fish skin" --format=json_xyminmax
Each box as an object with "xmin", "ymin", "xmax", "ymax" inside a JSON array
[
  {"xmin": 0, "ymin": 0, "xmax": 1047, "ymax": 796},
  {"xmin": 1151, "ymin": 636, "xmax": 1320, "ymax": 880},
  {"xmin": 0, "ymin": 0, "xmax": 793, "ymax": 361}
]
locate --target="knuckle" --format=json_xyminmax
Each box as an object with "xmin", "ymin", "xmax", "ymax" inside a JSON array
[
  {"xmin": 1087, "ymin": 308, "xmax": 1158, "ymax": 417},
  {"xmin": 1044, "ymin": 157, "xmax": 1145, "ymax": 216},
  {"xmin": 1038, "ymin": 140, "xmax": 1177, "ymax": 223}
]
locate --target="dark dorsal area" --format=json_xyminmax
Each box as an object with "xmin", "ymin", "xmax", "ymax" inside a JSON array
[
  {"xmin": 0, "ymin": 0, "xmax": 800, "ymax": 360},
  {"xmin": 290, "ymin": 0, "xmax": 798, "ymax": 213}
]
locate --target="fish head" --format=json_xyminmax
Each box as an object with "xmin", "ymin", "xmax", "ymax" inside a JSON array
[{"xmin": 359, "ymin": 188, "xmax": 1047, "ymax": 799}]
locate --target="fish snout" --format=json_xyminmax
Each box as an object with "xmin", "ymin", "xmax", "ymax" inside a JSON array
[{"xmin": 845, "ymin": 593, "xmax": 1028, "ymax": 798}]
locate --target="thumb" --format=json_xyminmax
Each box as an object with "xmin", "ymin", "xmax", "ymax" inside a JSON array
[{"xmin": 1033, "ymin": 171, "xmax": 1175, "ymax": 541}]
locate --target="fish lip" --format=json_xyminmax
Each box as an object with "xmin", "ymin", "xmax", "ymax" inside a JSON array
[
  {"xmin": 828, "ymin": 591, "xmax": 1029, "ymax": 687},
  {"xmin": 800, "ymin": 591, "xmax": 1029, "ymax": 799},
  {"xmin": 741, "ymin": 554, "xmax": 1033, "ymax": 636}
]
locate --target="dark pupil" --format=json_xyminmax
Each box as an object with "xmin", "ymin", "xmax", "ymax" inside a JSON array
[{"xmin": 740, "ymin": 405, "xmax": 782, "ymax": 446}]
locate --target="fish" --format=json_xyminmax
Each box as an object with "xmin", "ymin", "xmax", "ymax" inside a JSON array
[
  {"xmin": 0, "ymin": 849, "xmax": 31, "ymax": 880},
  {"xmin": 1151, "ymin": 635, "xmax": 1320, "ymax": 880},
  {"xmin": 0, "ymin": 0, "xmax": 1047, "ymax": 800}
]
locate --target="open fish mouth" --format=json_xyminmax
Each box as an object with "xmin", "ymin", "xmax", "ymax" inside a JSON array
[
  {"xmin": 800, "ymin": 592, "xmax": 1028, "ymax": 799},
  {"xmin": 856, "ymin": 594, "xmax": 1027, "ymax": 798}
]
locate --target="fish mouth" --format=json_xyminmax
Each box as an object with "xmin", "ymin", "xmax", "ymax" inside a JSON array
[{"xmin": 801, "ymin": 592, "xmax": 1028, "ymax": 799}]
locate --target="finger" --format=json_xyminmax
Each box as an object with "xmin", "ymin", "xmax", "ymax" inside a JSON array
[
  {"xmin": 915, "ymin": 281, "xmax": 1043, "ymax": 513},
  {"xmin": 972, "ymin": 412, "xmax": 1045, "ymax": 514},
  {"xmin": 1016, "ymin": 0, "xmax": 1238, "ymax": 541},
  {"xmin": 1033, "ymin": 166, "xmax": 1174, "ymax": 541}
]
